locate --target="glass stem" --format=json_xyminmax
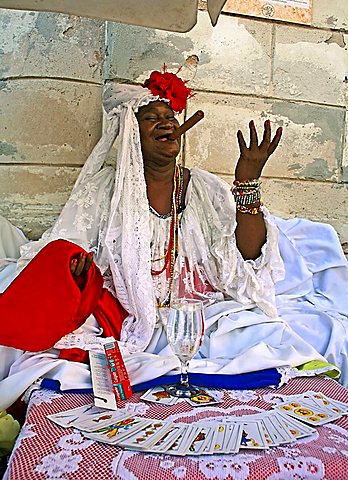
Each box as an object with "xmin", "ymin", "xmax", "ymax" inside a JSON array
[{"xmin": 180, "ymin": 360, "xmax": 189, "ymax": 387}]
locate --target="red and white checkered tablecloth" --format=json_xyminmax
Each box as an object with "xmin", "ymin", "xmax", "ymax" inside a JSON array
[{"xmin": 5, "ymin": 377, "xmax": 348, "ymax": 480}]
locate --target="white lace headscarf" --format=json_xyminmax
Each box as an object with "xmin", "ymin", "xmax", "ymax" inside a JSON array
[
  {"xmin": 102, "ymin": 85, "xmax": 172, "ymax": 352},
  {"xmin": 19, "ymin": 83, "xmax": 171, "ymax": 352}
]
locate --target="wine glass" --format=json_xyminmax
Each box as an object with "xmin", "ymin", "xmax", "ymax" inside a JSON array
[{"xmin": 165, "ymin": 298, "xmax": 205, "ymax": 398}]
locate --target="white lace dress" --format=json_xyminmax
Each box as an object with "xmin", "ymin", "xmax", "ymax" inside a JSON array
[
  {"xmin": 1, "ymin": 167, "xmax": 348, "ymax": 411},
  {"xmin": 150, "ymin": 168, "xmax": 283, "ymax": 316}
]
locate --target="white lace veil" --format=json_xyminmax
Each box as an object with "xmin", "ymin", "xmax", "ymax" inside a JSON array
[
  {"xmin": 101, "ymin": 85, "xmax": 171, "ymax": 352},
  {"xmin": 19, "ymin": 83, "xmax": 170, "ymax": 352}
]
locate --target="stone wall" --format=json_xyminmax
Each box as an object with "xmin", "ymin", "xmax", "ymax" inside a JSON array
[
  {"xmin": 0, "ymin": 2, "xmax": 347, "ymax": 253},
  {"xmin": 0, "ymin": 11, "xmax": 105, "ymax": 237}
]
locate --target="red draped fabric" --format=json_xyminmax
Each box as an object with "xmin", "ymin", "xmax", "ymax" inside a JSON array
[{"xmin": 0, "ymin": 239, "xmax": 127, "ymax": 352}]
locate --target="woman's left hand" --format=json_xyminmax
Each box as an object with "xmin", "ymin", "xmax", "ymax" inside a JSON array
[
  {"xmin": 70, "ymin": 251, "xmax": 94, "ymax": 276},
  {"xmin": 235, "ymin": 120, "xmax": 282, "ymax": 181}
]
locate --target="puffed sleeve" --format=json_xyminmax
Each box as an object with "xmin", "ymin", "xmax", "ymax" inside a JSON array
[{"xmin": 180, "ymin": 168, "xmax": 285, "ymax": 317}]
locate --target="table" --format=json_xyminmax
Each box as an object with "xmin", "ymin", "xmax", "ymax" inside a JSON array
[{"xmin": 4, "ymin": 376, "xmax": 348, "ymax": 480}]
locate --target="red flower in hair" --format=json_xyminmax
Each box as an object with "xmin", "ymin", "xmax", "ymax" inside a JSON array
[{"xmin": 143, "ymin": 67, "xmax": 194, "ymax": 113}]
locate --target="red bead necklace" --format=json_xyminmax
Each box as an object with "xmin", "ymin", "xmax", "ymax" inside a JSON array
[{"xmin": 151, "ymin": 164, "xmax": 181, "ymax": 307}]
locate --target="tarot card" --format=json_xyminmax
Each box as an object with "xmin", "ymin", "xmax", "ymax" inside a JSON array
[
  {"xmin": 164, "ymin": 427, "xmax": 188, "ymax": 456},
  {"xmin": 47, "ymin": 404, "xmax": 110, "ymax": 428},
  {"xmin": 75, "ymin": 410, "xmax": 130, "ymax": 432},
  {"xmin": 140, "ymin": 386, "xmax": 177, "ymax": 405},
  {"xmin": 275, "ymin": 396, "xmax": 333, "ymax": 415},
  {"xmin": 320, "ymin": 396, "xmax": 348, "ymax": 415},
  {"xmin": 186, "ymin": 425, "xmax": 213, "ymax": 455},
  {"xmin": 263, "ymin": 413, "xmax": 294, "ymax": 444},
  {"xmin": 166, "ymin": 425, "xmax": 199, "ymax": 456},
  {"xmin": 84, "ymin": 416, "xmax": 151, "ymax": 444},
  {"xmin": 274, "ymin": 411, "xmax": 316, "ymax": 438},
  {"xmin": 180, "ymin": 425, "xmax": 202, "ymax": 456},
  {"xmin": 210, "ymin": 422, "xmax": 228, "ymax": 454},
  {"xmin": 303, "ymin": 391, "xmax": 348, "ymax": 416},
  {"xmin": 235, "ymin": 420, "xmax": 269, "ymax": 449},
  {"xmin": 185, "ymin": 389, "xmax": 222, "ymax": 407},
  {"xmin": 120, "ymin": 420, "xmax": 173, "ymax": 451},
  {"xmin": 202, "ymin": 427, "xmax": 217, "ymax": 455},
  {"xmin": 259, "ymin": 418, "xmax": 279, "ymax": 447},
  {"xmin": 148, "ymin": 424, "xmax": 187, "ymax": 453},
  {"xmin": 224, "ymin": 423, "xmax": 243, "ymax": 454},
  {"xmin": 274, "ymin": 399, "xmax": 340, "ymax": 426}
]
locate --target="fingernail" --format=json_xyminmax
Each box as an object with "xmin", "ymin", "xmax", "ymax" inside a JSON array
[
  {"xmin": 266, "ymin": 119, "xmax": 270, "ymax": 126},
  {"xmin": 249, "ymin": 120, "xmax": 254, "ymax": 128},
  {"xmin": 72, "ymin": 259, "xmax": 77, "ymax": 265}
]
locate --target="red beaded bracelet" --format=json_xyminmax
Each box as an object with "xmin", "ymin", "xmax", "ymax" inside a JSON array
[{"xmin": 236, "ymin": 203, "xmax": 263, "ymax": 215}]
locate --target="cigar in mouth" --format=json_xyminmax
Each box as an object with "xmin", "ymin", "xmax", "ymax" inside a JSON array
[{"xmin": 169, "ymin": 110, "xmax": 204, "ymax": 140}]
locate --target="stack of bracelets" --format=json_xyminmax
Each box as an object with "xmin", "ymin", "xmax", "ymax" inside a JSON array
[{"xmin": 231, "ymin": 178, "xmax": 263, "ymax": 215}]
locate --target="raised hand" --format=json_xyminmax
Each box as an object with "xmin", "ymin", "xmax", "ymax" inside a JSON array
[
  {"xmin": 70, "ymin": 251, "xmax": 94, "ymax": 276},
  {"xmin": 235, "ymin": 120, "xmax": 282, "ymax": 181}
]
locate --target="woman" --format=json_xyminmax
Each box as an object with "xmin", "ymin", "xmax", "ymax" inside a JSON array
[{"xmin": 0, "ymin": 69, "xmax": 347, "ymax": 410}]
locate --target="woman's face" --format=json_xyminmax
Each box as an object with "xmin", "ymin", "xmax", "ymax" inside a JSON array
[{"xmin": 136, "ymin": 101, "xmax": 181, "ymax": 165}]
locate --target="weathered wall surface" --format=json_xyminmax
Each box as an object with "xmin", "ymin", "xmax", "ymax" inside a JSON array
[
  {"xmin": 0, "ymin": 11, "xmax": 104, "ymax": 237},
  {"xmin": 0, "ymin": 2, "xmax": 347, "ymax": 253}
]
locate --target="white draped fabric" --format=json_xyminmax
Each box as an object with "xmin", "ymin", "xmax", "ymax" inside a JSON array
[
  {"xmin": 0, "ymin": 171, "xmax": 347, "ymax": 410},
  {"xmin": 0, "ymin": 84, "xmax": 347, "ymax": 410}
]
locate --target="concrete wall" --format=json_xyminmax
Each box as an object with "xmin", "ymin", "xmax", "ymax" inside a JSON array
[{"xmin": 0, "ymin": 2, "xmax": 347, "ymax": 254}]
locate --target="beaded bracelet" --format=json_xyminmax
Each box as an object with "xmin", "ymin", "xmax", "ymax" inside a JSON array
[
  {"xmin": 236, "ymin": 203, "xmax": 263, "ymax": 215},
  {"xmin": 232, "ymin": 189, "xmax": 261, "ymax": 206},
  {"xmin": 233, "ymin": 179, "xmax": 260, "ymax": 188},
  {"xmin": 232, "ymin": 178, "xmax": 261, "ymax": 206}
]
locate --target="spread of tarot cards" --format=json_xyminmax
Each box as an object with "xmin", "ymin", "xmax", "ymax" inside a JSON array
[{"xmin": 47, "ymin": 390, "xmax": 348, "ymax": 456}]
